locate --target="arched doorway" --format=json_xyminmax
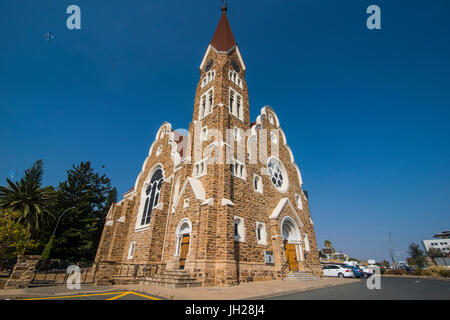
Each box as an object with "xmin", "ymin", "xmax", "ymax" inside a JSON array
[
  {"xmin": 281, "ymin": 217, "xmax": 301, "ymax": 272},
  {"xmin": 175, "ymin": 219, "xmax": 192, "ymax": 270}
]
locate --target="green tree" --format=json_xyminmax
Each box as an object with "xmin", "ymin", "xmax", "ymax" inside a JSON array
[
  {"xmin": 22, "ymin": 159, "xmax": 44, "ymax": 187},
  {"xmin": 0, "ymin": 160, "xmax": 56, "ymax": 239},
  {"xmin": 51, "ymin": 161, "xmax": 113, "ymax": 261},
  {"xmin": 0, "ymin": 209, "xmax": 38, "ymax": 258},
  {"xmin": 407, "ymin": 242, "xmax": 427, "ymax": 268},
  {"xmin": 324, "ymin": 240, "xmax": 332, "ymax": 249}
]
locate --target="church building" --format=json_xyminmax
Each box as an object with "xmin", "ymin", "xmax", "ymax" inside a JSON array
[{"xmin": 95, "ymin": 4, "xmax": 323, "ymax": 286}]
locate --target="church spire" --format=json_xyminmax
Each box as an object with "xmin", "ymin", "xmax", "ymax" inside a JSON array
[{"xmin": 210, "ymin": 2, "xmax": 236, "ymax": 52}]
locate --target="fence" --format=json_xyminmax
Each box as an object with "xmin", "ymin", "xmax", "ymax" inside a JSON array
[
  {"xmin": 113, "ymin": 263, "xmax": 162, "ymax": 280},
  {"xmin": 30, "ymin": 260, "xmax": 98, "ymax": 287}
]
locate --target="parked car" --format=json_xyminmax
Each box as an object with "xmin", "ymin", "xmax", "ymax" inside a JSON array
[
  {"xmin": 322, "ymin": 264, "xmax": 354, "ymax": 278},
  {"xmin": 342, "ymin": 264, "xmax": 365, "ymax": 278},
  {"xmin": 399, "ymin": 265, "xmax": 411, "ymax": 272}
]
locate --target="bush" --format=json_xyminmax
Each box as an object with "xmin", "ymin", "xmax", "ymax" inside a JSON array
[
  {"xmin": 429, "ymin": 266, "xmax": 450, "ymax": 278},
  {"xmin": 386, "ymin": 268, "xmax": 407, "ymax": 275}
]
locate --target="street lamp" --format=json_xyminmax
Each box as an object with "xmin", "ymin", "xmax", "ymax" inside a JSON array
[
  {"xmin": 52, "ymin": 207, "xmax": 76, "ymax": 236},
  {"xmin": 41, "ymin": 207, "xmax": 76, "ymax": 261}
]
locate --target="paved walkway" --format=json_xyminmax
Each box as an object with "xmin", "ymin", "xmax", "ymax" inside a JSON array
[{"xmin": 0, "ymin": 278, "xmax": 358, "ymax": 300}]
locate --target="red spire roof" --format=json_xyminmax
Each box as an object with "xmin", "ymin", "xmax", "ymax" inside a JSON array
[{"xmin": 210, "ymin": 7, "xmax": 236, "ymax": 52}]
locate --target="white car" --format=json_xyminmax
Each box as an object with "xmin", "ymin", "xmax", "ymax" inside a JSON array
[
  {"xmin": 360, "ymin": 265, "xmax": 377, "ymax": 276},
  {"xmin": 322, "ymin": 264, "xmax": 355, "ymax": 278}
]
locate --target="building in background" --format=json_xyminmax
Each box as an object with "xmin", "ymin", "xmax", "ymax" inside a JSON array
[{"xmin": 422, "ymin": 231, "xmax": 450, "ymax": 255}]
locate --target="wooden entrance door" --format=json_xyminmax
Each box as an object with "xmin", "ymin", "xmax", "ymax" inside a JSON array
[
  {"xmin": 284, "ymin": 242, "xmax": 299, "ymax": 272},
  {"xmin": 179, "ymin": 234, "xmax": 190, "ymax": 269}
]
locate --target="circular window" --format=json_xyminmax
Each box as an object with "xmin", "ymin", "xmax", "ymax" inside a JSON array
[{"xmin": 267, "ymin": 157, "xmax": 288, "ymax": 192}]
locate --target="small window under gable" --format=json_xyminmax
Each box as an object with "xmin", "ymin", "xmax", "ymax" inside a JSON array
[
  {"xmin": 254, "ymin": 174, "xmax": 263, "ymax": 193},
  {"xmin": 234, "ymin": 216, "xmax": 245, "ymax": 242},
  {"xmin": 296, "ymin": 194, "xmax": 303, "ymax": 210},
  {"xmin": 183, "ymin": 198, "xmax": 190, "ymax": 208},
  {"xmin": 156, "ymin": 145, "xmax": 163, "ymax": 156},
  {"xmin": 193, "ymin": 158, "xmax": 208, "ymax": 178},
  {"xmin": 127, "ymin": 242, "xmax": 136, "ymax": 260}
]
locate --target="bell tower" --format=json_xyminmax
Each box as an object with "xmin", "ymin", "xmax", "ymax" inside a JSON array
[{"xmin": 192, "ymin": 4, "xmax": 250, "ymax": 135}]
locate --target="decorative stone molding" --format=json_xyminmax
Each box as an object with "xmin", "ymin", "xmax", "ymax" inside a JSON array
[
  {"xmin": 221, "ymin": 198, "xmax": 234, "ymax": 206},
  {"xmin": 201, "ymin": 198, "xmax": 214, "ymax": 206}
]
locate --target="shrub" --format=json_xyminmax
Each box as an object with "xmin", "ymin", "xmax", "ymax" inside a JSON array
[
  {"xmin": 428, "ymin": 266, "xmax": 450, "ymax": 278},
  {"xmin": 386, "ymin": 268, "xmax": 407, "ymax": 275}
]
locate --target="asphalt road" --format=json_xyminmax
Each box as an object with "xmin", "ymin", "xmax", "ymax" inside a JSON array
[
  {"xmin": 266, "ymin": 276, "xmax": 450, "ymax": 300},
  {"xmin": 12, "ymin": 291, "xmax": 165, "ymax": 300}
]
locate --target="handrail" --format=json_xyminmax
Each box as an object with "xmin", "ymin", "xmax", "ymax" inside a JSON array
[{"xmin": 281, "ymin": 261, "xmax": 289, "ymax": 279}]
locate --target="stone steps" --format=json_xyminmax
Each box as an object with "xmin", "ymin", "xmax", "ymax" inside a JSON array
[
  {"xmin": 145, "ymin": 270, "xmax": 202, "ymax": 288},
  {"xmin": 283, "ymin": 271, "xmax": 318, "ymax": 281}
]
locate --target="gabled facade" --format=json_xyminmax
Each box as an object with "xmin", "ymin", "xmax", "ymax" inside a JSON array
[{"xmin": 95, "ymin": 5, "xmax": 322, "ymax": 286}]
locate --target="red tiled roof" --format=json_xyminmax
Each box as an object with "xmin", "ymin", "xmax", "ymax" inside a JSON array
[{"xmin": 210, "ymin": 8, "xmax": 236, "ymax": 52}]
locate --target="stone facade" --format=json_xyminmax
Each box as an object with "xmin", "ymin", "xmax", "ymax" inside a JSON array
[
  {"xmin": 5, "ymin": 255, "xmax": 41, "ymax": 289},
  {"xmin": 95, "ymin": 8, "xmax": 323, "ymax": 286}
]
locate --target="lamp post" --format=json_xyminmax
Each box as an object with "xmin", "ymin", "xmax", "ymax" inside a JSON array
[
  {"xmin": 52, "ymin": 207, "xmax": 75, "ymax": 236},
  {"xmin": 41, "ymin": 207, "xmax": 76, "ymax": 261}
]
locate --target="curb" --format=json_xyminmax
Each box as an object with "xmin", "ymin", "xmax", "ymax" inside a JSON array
[
  {"xmin": 240, "ymin": 279, "xmax": 360, "ymax": 300},
  {"xmin": 381, "ymin": 275, "xmax": 450, "ymax": 281}
]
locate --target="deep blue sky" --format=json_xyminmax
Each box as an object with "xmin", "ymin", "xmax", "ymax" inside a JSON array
[{"xmin": 1, "ymin": 0, "xmax": 449, "ymax": 263}]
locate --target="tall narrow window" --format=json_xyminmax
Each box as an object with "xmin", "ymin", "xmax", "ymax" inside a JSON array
[
  {"xmin": 141, "ymin": 169, "xmax": 164, "ymax": 226},
  {"xmin": 236, "ymin": 95, "xmax": 241, "ymax": 119},
  {"xmin": 208, "ymin": 89, "xmax": 213, "ymax": 113},
  {"xmin": 201, "ymin": 95, "xmax": 206, "ymax": 118},
  {"xmin": 229, "ymin": 90, "xmax": 234, "ymax": 114}
]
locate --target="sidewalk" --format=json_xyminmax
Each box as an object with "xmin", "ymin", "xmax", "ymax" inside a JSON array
[{"xmin": 0, "ymin": 278, "xmax": 359, "ymax": 300}]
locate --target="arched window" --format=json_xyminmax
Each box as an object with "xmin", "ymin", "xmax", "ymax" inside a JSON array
[
  {"xmin": 256, "ymin": 222, "xmax": 267, "ymax": 245},
  {"xmin": 140, "ymin": 168, "xmax": 164, "ymax": 226}
]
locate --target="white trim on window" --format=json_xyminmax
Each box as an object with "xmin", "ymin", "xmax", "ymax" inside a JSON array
[
  {"xmin": 295, "ymin": 194, "xmax": 303, "ymax": 210},
  {"xmin": 199, "ymin": 87, "xmax": 214, "ymax": 119},
  {"xmin": 256, "ymin": 222, "xmax": 267, "ymax": 245},
  {"xmin": 253, "ymin": 174, "xmax": 263, "ymax": 194},
  {"xmin": 231, "ymin": 158, "xmax": 246, "ymax": 180},
  {"xmin": 201, "ymin": 69, "xmax": 216, "ymax": 88},
  {"xmin": 228, "ymin": 70, "xmax": 243, "ymax": 89},
  {"xmin": 234, "ymin": 216, "xmax": 245, "ymax": 242},
  {"xmin": 193, "ymin": 158, "xmax": 208, "ymax": 178},
  {"xmin": 201, "ymin": 126, "xmax": 208, "ymax": 141},
  {"xmin": 127, "ymin": 241, "xmax": 136, "ymax": 260},
  {"xmin": 304, "ymin": 234, "xmax": 310, "ymax": 252},
  {"xmin": 229, "ymin": 88, "xmax": 243, "ymax": 121}
]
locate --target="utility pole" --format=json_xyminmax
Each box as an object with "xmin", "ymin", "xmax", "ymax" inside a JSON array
[{"xmin": 389, "ymin": 231, "xmax": 396, "ymax": 267}]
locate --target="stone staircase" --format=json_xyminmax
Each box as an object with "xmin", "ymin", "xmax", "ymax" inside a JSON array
[
  {"xmin": 283, "ymin": 271, "xmax": 318, "ymax": 281},
  {"xmin": 143, "ymin": 270, "xmax": 202, "ymax": 288}
]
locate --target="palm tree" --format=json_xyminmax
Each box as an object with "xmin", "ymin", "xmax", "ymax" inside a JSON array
[
  {"xmin": 324, "ymin": 240, "xmax": 332, "ymax": 249},
  {"xmin": 0, "ymin": 178, "xmax": 55, "ymax": 239}
]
